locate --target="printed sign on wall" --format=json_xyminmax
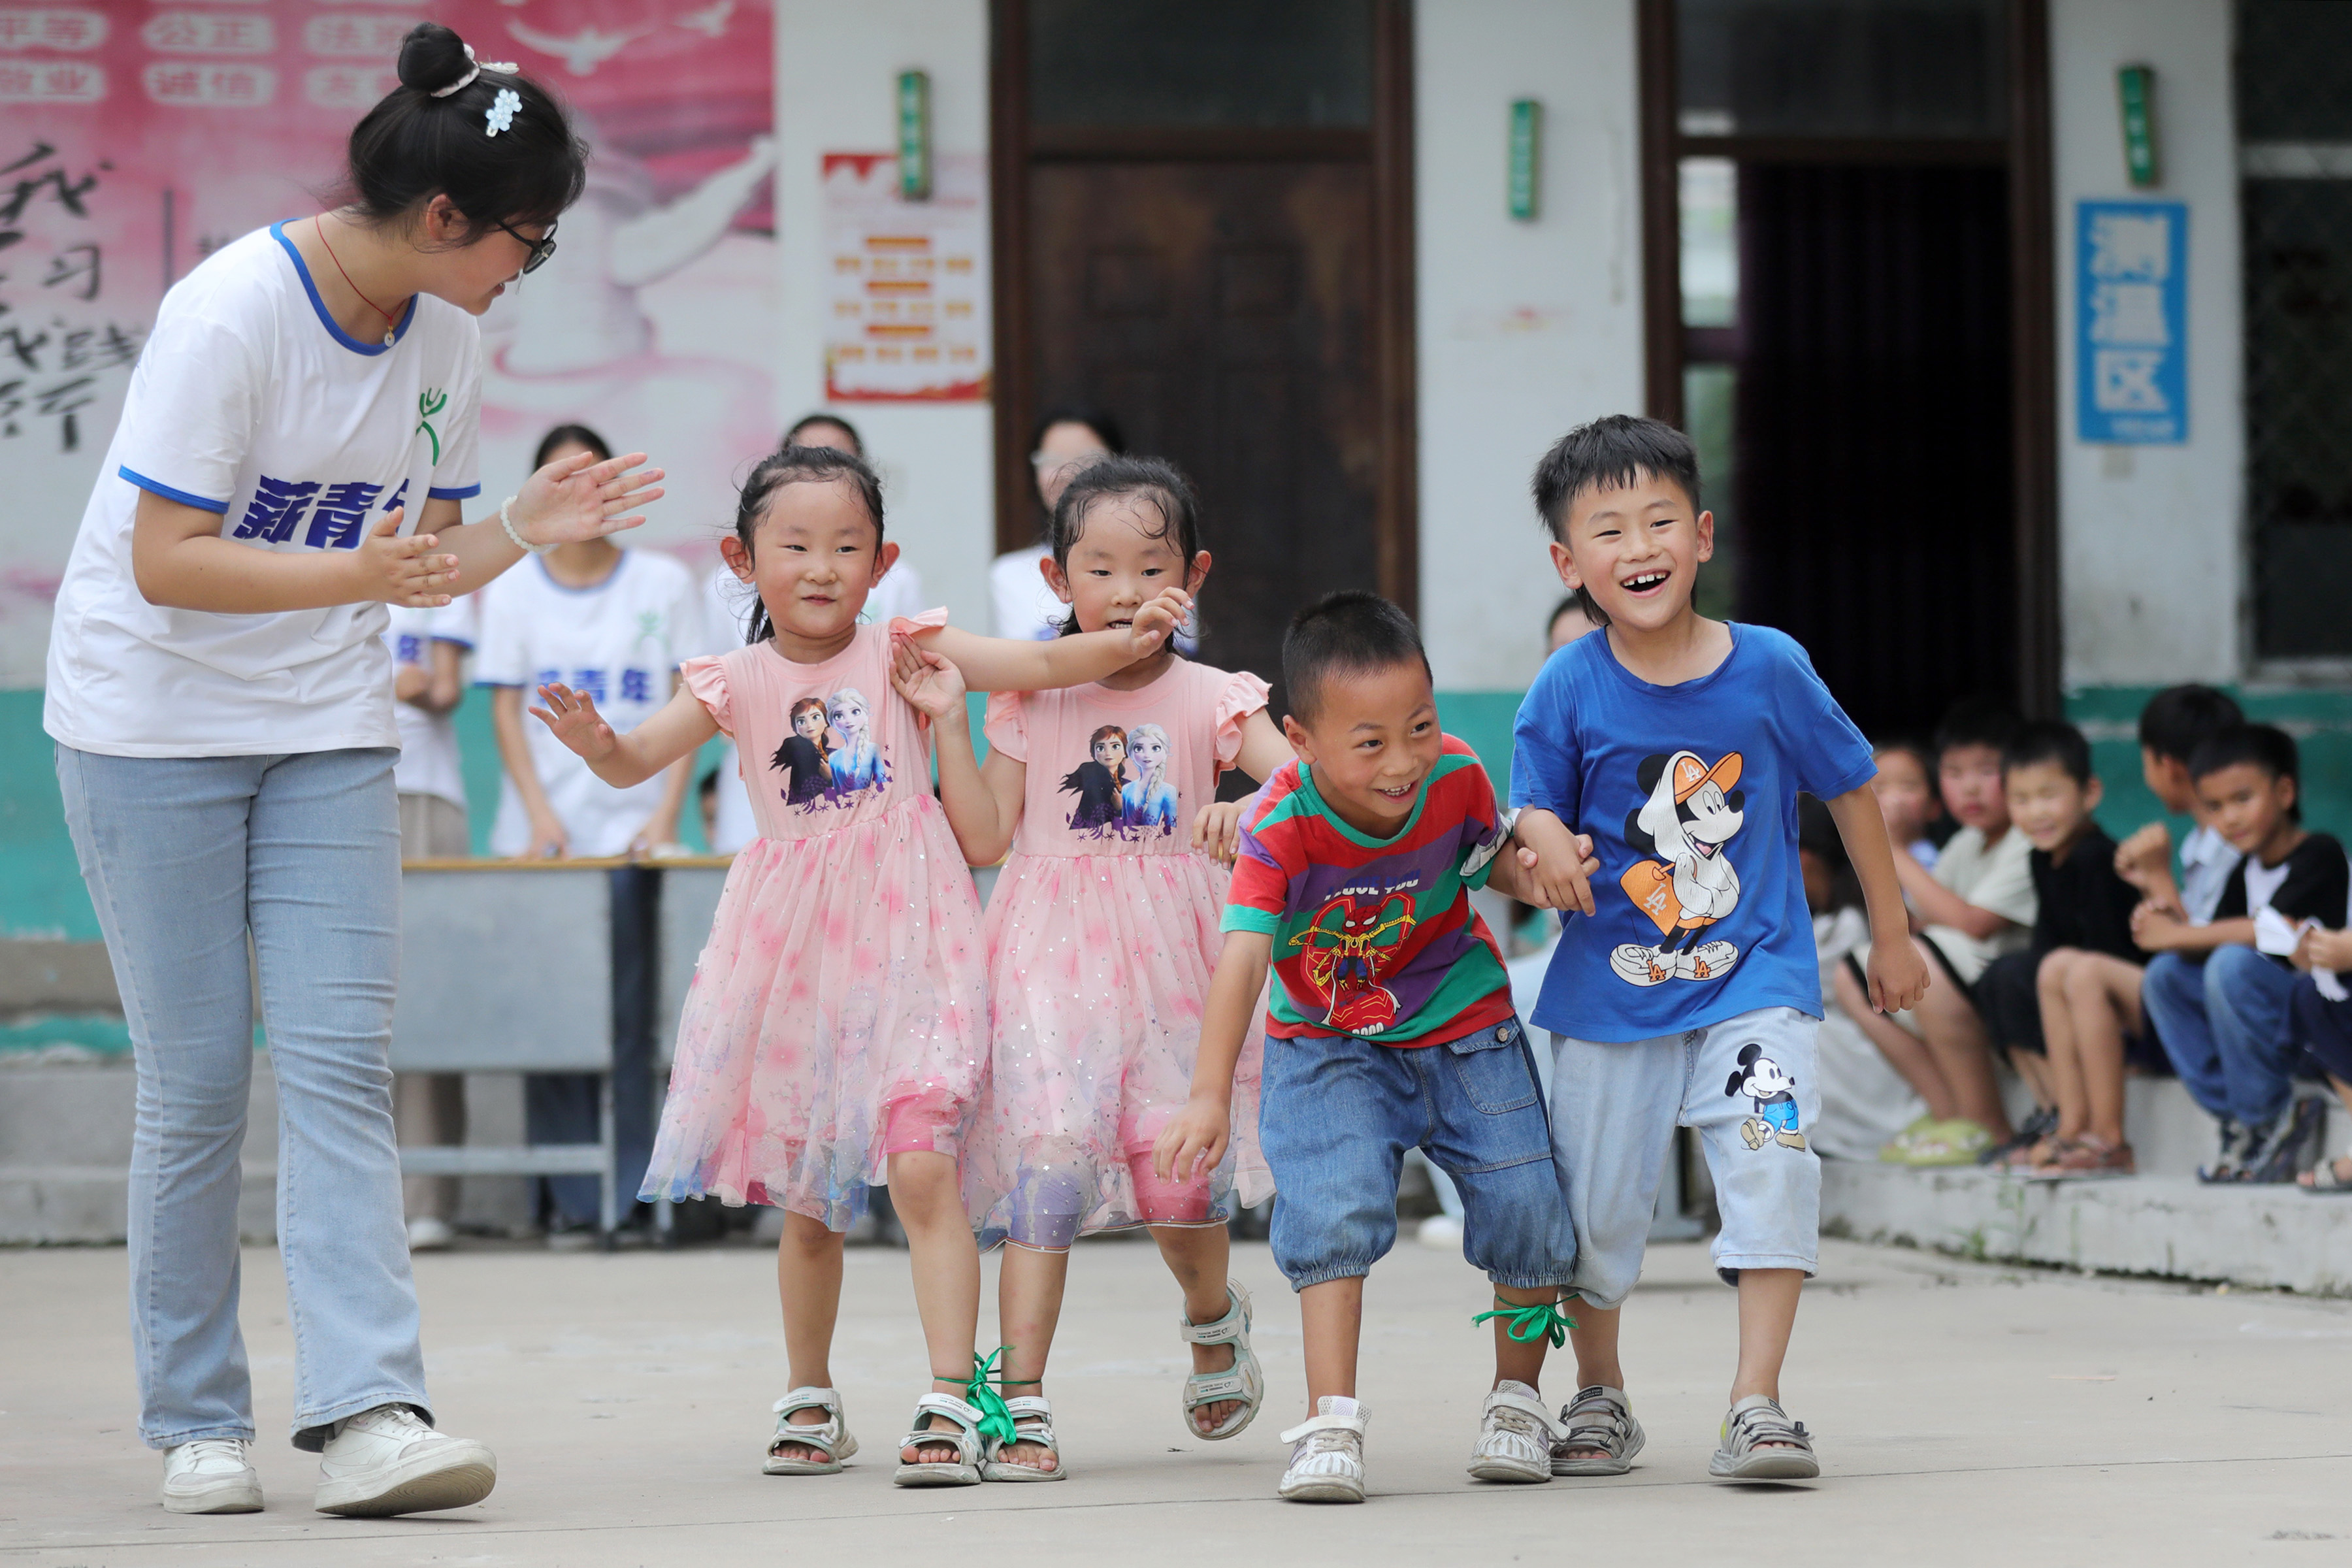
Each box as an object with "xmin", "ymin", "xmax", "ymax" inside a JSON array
[
  {"xmin": 2076, "ymin": 199, "xmax": 2188, "ymax": 445},
  {"xmin": 822, "ymin": 150, "xmax": 989, "ymax": 402},
  {"xmin": 0, "ymin": 1, "xmax": 779, "ymax": 684}
]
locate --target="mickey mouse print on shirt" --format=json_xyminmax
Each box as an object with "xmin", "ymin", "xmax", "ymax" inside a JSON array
[
  {"xmin": 767, "ymin": 686, "xmax": 890, "ymax": 813},
  {"xmin": 1614, "ymin": 749, "xmax": 1746, "ymax": 987}
]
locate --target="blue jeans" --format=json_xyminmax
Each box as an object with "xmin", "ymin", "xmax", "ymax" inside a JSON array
[
  {"xmin": 1257, "ymin": 1016, "xmax": 1575, "ymax": 1291},
  {"xmin": 2144, "ymin": 947, "xmax": 2302, "ymax": 1127},
  {"xmin": 57, "ymin": 744, "xmax": 429, "ymax": 1451}
]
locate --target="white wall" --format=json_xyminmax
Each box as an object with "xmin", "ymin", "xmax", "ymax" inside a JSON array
[
  {"xmin": 1413, "ymin": 0, "xmax": 1647, "ymax": 691},
  {"xmin": 774, "ymin": 0, "xmax": 995, "ymax": 633},
  {"xmin": 2051, "ymin": 0, "xmax": 2243, "ymax": 688}
]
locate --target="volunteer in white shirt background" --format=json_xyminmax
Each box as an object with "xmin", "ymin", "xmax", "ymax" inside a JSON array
[
  {"xmin": 697, "ymin": 411, "xmax": 926, "ymax": 855},
  {"xmin": 41, "ymin": 24, "xmax": 663, "ymax": 1519},
  {"xmin": 989, "ymin": 406, "xmax": 1122, "ymax": 642},
  {"xmin": 383, "ymin": 594, "xmax": 476, "ymax": 1254},
  {"xmin": 475, "ymin": 422, "xmax": 696, "ymax": 1239}
]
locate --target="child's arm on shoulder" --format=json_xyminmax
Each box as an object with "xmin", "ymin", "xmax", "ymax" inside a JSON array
[
  {"xmin": 531, "ymin": 679, "xmax": 717, "ymax": 790},
  {"xmin": 1826, "ymin": 784, "xmax": 1931, "ymax": 1013},
  {"xmin": 907, "ymin": 587, "xmax": 1192, "ymax": 693},
  {"xmin": 889, "ymin": 639, "xmax": 1026, "ymax": 864},
  {"xmin": 1154, "ymin": 930, "xmax": 1273, "ymax": 1183},
  {"xmin": 1193, "ymin": 710, "xmax": 1295, "ymax": 863},
  {"xmin": 1508, "ymin": 808, "xmax": 1599, "ymax": 916}
]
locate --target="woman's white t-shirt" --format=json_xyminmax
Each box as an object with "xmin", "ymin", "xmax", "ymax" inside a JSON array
[
  {"xmin": 45, "ymin": 222, "xmax": 483, "ymax": 758},
  {"xmin": 384, "ymin": 596, "xmax": 476, "ymax": 813},
  {"xmin": 474, "ymin": 549, "xmax": 697, "ymax": 858}
]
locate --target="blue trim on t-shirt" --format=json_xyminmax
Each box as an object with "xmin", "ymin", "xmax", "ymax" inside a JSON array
[
  {"xmin": 119, "ymin": 466, "xmax": 229, "ymax": 514},
  {"xmin": 532, "ymin": 551, "xmax": 628, "ymax": 597},
  {"xmin": 427, "ymin": 483, "xmax": 482, "ymax": 501},
  {"xmin": 269, "ymin": 220, "xmax": 416, "ymax": 357}
]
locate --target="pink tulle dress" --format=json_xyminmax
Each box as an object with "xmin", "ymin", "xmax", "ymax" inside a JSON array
[
  {"xmin": 965, "ymin": 658, "xmax": 1276, "ymax": 1250},
  {"xmin": 640, "ymin": 612, "xmax": 987, "ymax": 1230}
]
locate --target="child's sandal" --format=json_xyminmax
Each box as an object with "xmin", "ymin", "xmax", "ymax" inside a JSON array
[
  {"xmin": 892, "ymin": 1393, "xmax": 987, "ymax": 1488},
  {"xmin": 762, "ymin": 1386, "xmax": 859, "ymax": 1475},
  {"xmin": 1179, "ymin": 1280, "xmax": 1266, "ymax": 1441},
  {"xmin": 979, "ymin": 1396, "xmax": 1068, "ymax": 1482}
]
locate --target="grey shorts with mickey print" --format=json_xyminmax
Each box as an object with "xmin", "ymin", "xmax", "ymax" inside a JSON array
[{"xmin": 1546, "ymin": 1005, "xmax": 1821, "ymax": 1309}]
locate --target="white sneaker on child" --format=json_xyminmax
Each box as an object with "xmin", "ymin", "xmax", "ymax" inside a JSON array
[
  {"xmin": 161, "ymin": 1437, "xmax": 262, "ymax": 1513},
  {"xmin": 313, "ymin": 1404, "xmax": 497, "ymax": 1516},
  {"xmin": 1466, "ymin": 1380, "xmax": 1556, "ymax": 1483},
  {"xmin": 1278, "ymin": 1396, "xmax": 1367, "ymax": 1503}
]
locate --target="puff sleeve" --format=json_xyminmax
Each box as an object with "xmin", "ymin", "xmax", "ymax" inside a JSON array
[{"xmin": 680, "ymin": 655, "xmax": 732, "ymax": 737}]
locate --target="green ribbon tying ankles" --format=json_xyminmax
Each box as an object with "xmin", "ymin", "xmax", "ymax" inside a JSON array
[
  {"xmin": 1472, "ymin": 1295, "xmax": 1578, "ymax": 1348},
  {"xmin": 964, "ymin": 1348, "xmax": 1019, "ymax": 1448}
]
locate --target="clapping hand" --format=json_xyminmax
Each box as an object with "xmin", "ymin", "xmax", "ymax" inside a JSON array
[
  {"xmin": 510, "ymin": 449, "xmax": 667, "ymax": 549},
  {"xmin": 356, "ymin": 511, "xmax": 459, "ymax": 608}
]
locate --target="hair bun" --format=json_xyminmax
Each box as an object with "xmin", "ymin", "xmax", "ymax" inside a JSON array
[{"xmin": 396, "ymin": 22, "xmax": 472, "ymax": 93}]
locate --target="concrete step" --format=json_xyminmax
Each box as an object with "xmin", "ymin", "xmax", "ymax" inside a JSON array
[{"xmin": 1820, "ymin": 1160, "xmax": 2352, "ymax": 1294}]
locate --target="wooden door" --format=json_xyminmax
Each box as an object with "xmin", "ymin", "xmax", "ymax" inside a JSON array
[{"xmin": 1025, "ymin": 161, "xmax": 1381, "ymax": 694}]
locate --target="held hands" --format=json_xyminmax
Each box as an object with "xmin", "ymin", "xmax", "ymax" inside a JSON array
[
  {"xmin": 889, "ymin": 636, "xmax": 969, "ymax": 725},
  {"xmin": 1120, "ymin": 587, "xmax": 1194, "ymax": 661},
  {"xmin": 1152, "ymin": 1096, "xmax": 1230, "ymax": 1186},
  {"xmin": 511, "ymin": 449, "xmax": 668, "ymax": 550},
  {"xmin": 1192, "ymin": 800, "xmax": 1246, "ymax": 864},
  {"xmin": 531, "ymin": 681, "xmax": 619, "ymax": 766},
  {"xmin": 1511, "ymin": 809, "xmax": 1601, "ymax": 915},
  {"xmin": 2295, "ymin": 926, "xmax": 2352, "ymax": 973},
  {"xmin": 1863, "ymin": 930, "xmax": 1931, "ymax": 1015},
  {"xmin": 355, "ymin": 510, "xmax": 459, "ymax": 608}
]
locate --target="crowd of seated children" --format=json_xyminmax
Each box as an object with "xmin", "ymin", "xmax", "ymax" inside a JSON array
[
  {"xmin": 2140, "ymin": 725, "xmax": 2348, "ymax": 1183},
  {"xmin": 1976, "ymin": 721, "xmax": 2152, "ymax": 1177},
  {"xmin": 1802, "ymin": 796, "xmax": 1932, "ymax": 1158},
  {"xmin": 1870, "ymin": 738, "xmax": 1948, "ymax": 874},
  {"xmin": 1838, "ymin": 700, "xmax": 2034, "ymax": 1165},
  {"xmin": 2289, "ymin": 923, "xmax": 2352, "ymax": 1193}
]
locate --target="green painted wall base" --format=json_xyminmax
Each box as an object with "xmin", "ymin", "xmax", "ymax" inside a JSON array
[{"xmin": 7, "ymin": 683, "xmax": 2349, "ymax": 941}]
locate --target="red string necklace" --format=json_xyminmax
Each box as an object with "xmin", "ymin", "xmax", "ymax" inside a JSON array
[{"xmin": 313, "ymin": 216, "xmax": 404, "ymax": 346}]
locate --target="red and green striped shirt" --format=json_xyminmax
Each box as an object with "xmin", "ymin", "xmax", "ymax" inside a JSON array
[{"xmin": 1222, "ymin": 737, "xmax": 1513, "ymax": 1045}]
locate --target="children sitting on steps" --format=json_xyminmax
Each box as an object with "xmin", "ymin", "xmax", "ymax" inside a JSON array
[
  {"xmin": 1156, "ymin": 591, "xmax": 1581, "ymax": 1504},
  {"xmin": 1509, "ymin": 415, "xmax": 1927, "ymax": 1482}
]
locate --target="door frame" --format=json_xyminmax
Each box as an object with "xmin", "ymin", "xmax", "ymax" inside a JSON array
[
  {"xmin": 1635, "ymin": 0, "xmax": 2060, "ymax": 717},
  {"xmin": 987, "ymin": 0, "xmax": 1420, "ymax": 613}
]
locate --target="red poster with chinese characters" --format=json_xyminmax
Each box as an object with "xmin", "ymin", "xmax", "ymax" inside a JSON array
[{"xmin": 0, "ymin": 2, "xmax": 777, "ymax": 679}]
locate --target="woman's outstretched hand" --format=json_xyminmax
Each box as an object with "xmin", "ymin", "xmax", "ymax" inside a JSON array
[
  {"xmin": 531, "ymin": 681, "xmax": 618, "ymax": 763},
  {"xmin": 512, "ymin": 449, "xmax": 667, "ymax": 549},
  {"xmin": 355, "ymin": 510, "xmax": 459, "ymax": 607}
]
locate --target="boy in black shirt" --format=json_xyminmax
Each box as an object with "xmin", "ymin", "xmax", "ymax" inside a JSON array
[
  {"xmin": 1981, "ymin": 723, "xmax": 2149, "ymax": 1175},
  {"xmin": 2139, "ymin": 725, "xmax": 2351, "ymax": 1182}
]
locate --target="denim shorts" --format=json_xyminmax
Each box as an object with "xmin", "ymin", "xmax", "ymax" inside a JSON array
[
  {"xmin": 1548, "ymin": 1005, "xmax": 1821, "ymax": 1308},
  {"xmin": 1257, "ymin": 1015, "xmax": 1576, "ymax": 1292}
]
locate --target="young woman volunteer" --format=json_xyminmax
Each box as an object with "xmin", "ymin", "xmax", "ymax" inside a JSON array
[{"xmin": 42, "ymin": 24, "xmax": 661, "ymax": 1519}]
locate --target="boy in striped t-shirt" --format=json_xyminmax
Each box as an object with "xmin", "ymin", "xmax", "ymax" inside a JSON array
[{"xmin": 1156, "ymin": 592, "xmax": 1582, "ymax": 1505}]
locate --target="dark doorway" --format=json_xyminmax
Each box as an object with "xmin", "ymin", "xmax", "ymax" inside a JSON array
[
  {"xmin": 1639, "ymin": 0, "xmax": 2057, "ymax": 728},
  {"xmin": 1737, "ymin": 164, "xmax": 2016, "ymax": 737},
  {"xmin": 992, "ymin": 1, "xmax": 1416, "ymax": 704}
]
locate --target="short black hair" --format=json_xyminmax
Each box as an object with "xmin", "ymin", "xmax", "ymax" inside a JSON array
[
  {"xmin": 1049, "ymin": 455, "xmax": 1205, "ymax": 637},
  {"xmin": 2190, "ymin": 723, "xmax": 2302, "ymax": 819},
  {"xmin": 2004, "ymin": 719, "xmax": 2095, "ymax": 786},
  {"xmin": 1530, "ymin": 416, "xmax": 1702, "ymax": 627},
  {"xmin": 1933, "ymin": 696, "xmax": 2021, "ymax": 762},
  {"xmin": 783, "ymin": 412, "xmax": 864, "ymax": 456},
  {"xmin": 532, "ymin": 423, "xmax": 609, "ymax": 470},
  {"xmin": 341, "ymin": 24, "xmax": 587, "ymax": 241},
  {"xmin": 2138, "ymin": 683, "xmax": 2244, "ymax": 765},
  {"xmin": 1029, "ymin": 406, "xmax": 1125, "ymax": 458},
  {"xmin": 1282, "ymin": 591, "xmax": 1430, "ymax": 726}
]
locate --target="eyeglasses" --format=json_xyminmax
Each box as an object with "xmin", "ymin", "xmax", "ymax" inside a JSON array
[{"xmin": 498, "ymin": 220, "xmax": 558, "ymax": 276}]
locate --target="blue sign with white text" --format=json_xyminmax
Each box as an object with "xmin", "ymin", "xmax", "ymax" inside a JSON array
[{"xmin": 2076, "ymin": 199, "xmax": 2188, "ymax": 444}]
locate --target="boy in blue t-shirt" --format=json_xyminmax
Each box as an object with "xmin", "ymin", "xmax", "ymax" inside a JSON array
[{"xmin": 1511, "ymin": 416, "xmax": 1926, "ymax": 1482}]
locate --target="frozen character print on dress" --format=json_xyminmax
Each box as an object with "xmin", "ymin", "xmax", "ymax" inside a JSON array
[
  {"xmin": 823, "ymin": 687, "xmax": 887, "ymax": 798},
  {"xmin": 1616, "ymin": 749, "xmax": 1746, "ymax": 987},
  {"xmin": 770, "ymin": 697, "xmax": 838, "ymax": 808},
  {"xmin": 1291, "ymin": 889, "xmax": 1417, "ymax": 1036},
  {"xmin": 1727, "ymin": 1042, "xmax": 1808, "ymax": 1151},
  {"xmin": 1060, "ymin": 725, "xmax": 1126, "ymax": 834},
  {"xmin": 1116, "ymin": 723, "xmax": 1178, "ymax": 837}
]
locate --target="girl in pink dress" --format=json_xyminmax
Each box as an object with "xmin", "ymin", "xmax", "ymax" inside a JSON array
[
  {"xmin": 530, "ymin": 446, "xmax": 1188, "ymax": 1488},
  {"xmin": 891, "ymin": 456, "xmax": 1295, "ymax": 1480}
]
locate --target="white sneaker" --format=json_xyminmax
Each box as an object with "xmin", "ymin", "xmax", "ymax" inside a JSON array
[
  {"xmin": 161, "ymin": 1437, "xmax": 262, "ymax": 1514},
  {"xmin": 1277, "ymin": 1396, "xmax": 1367, "ymax": 1503},
  {"xmin": 314, "ymin": 1404, "xmax": 497, "ymax": 1516},
  {"xmin": 406, "ymin": 1216, "xmax": 455, "ymax": 1252},
  {"xmin": 1467, "ymin": 1380, "xmax": 1556, "ymax": 1483}
]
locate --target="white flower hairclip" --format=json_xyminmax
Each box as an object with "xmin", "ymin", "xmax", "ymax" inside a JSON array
[
  {"xmin": 485, "ymin": 88, "xmax": 522, "ymax": 137},
  {"xmin": 430, "ymin": 42, "xmax": 519, "ymax": 99}
]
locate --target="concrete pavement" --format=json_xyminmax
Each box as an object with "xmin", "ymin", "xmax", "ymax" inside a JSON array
[{"xmin": 5, "ymin": 1233, "xmax": 2351, "ymax": 1565}]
